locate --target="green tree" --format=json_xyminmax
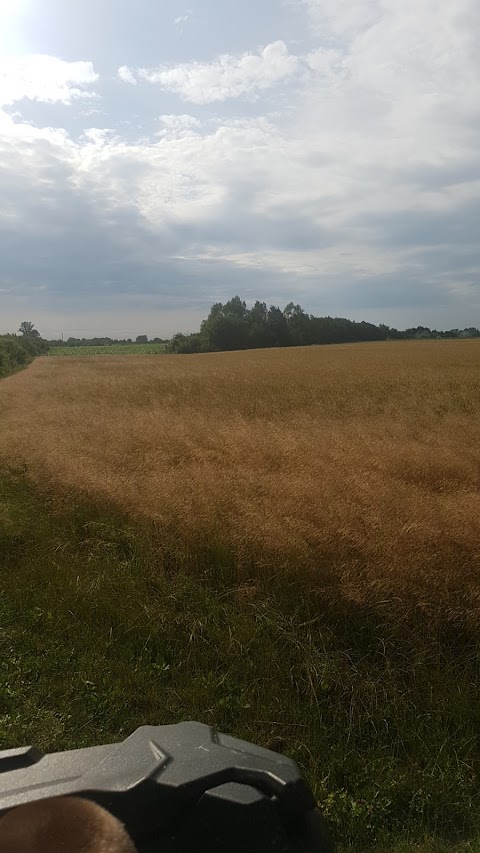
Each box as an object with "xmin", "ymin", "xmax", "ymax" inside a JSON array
[
  {"xmin": 170, "ymin": 295, "xmax": 448, "ymax": 354},
  {"xmin": 136, "ymin": 335, "xmax": 148, "ymax": 344},
  {"xmin": 266, "ymin": 306, "xmax": 291, "ymax": 347},
  {"xmin": 206, "ymin": 314, "xmax": 249, "ymax": 351},
  {"xmin": 248, "ymin": 301, "xmax": 269, "ymax": 348},
  {"xmin": 200, "ymin": 297, "xmax": 249, "ymax": 351},
  {"xmin": 168, "ymin": 333, "xmax": 203, "ymax": 354},
  {"xmin": 18, "ymin": 321, "xmax": 40, "ymax": 338},
  {"xmin": 283, "ymin": 303, "xmax": 312, "ymax": 346},
  {"xmin": 223, "ymin": 295, "xmax": 247, "ymax": 319}
]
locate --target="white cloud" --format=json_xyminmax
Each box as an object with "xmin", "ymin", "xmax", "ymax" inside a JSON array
[
  {"xmin": 1, "ymin": 0, "xmax": 480, "ymax": 330},
  {"xmin": 0, "ymin": 55, "xmax": 98, "ymax": 107},
  {"xmin": 118, "ymin": 65, "xmax": 137, "ymax": 85},
  {"xmin": 301, "ymin": 0, "xmax": 381, "ymax": 38},
  {"xmin": 127, "ymin": 41, "xmax": 299, "ymax": 103},
  {"xmin": 299, "ymin": 0, "xmax": 480, "ymax": 176},
  {"xmin": 156, "ymin": 114, "xmax": 201, "ymax": 138},
  {"xmin": 70, "ymin": 0, "xmax": 480, "ymax": 307},
  {"xmin": 81, "ymin": 128, "xmax": 115, "ymax": 145},
  {"xmin": 174, "ymin": 10, "xmax": 193, "ymax": 27}
]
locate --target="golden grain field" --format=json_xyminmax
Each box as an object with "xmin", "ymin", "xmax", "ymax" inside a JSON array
[{"xmin": 2, "ymin": 340, "xmax": 480, "ymax": 615}]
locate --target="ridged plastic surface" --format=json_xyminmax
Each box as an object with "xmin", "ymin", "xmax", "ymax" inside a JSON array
[{"xmin": 0, "ymin": 721, "xmax": 334, "ymax": 852}]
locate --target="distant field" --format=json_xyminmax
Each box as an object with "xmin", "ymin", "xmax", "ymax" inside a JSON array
[
  {"xmin": 1, "ymin": 339, "xmax": 480, "ymax": 851},
  {"xmin": 48, "ymin": 343, "xmax": 167, "ymax": 356}
]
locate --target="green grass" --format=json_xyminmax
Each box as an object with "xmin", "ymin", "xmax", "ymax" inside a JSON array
[
  {"xmin": 48, "ymin": 343, "xmax": 167, "ymax": 356},
  {"xmin": 1, "ymin": 469, "xmax": 479, "ymax": 851}
]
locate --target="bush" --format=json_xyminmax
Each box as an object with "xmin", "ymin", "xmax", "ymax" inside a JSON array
[
  {"xmin": 0, "ymin": 334, "xmax": 48, "ymax": 379},
  {"xmin": 168, "ymin": 332, "xmax": 205, "ymax": 354}
]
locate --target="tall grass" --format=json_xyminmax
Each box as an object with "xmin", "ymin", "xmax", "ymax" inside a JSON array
[
  {"xmin": 1, "ymin": 340, "xmax": 480, "ymax": 850},
  {"xmin": 2, "ymin": 341, "xmax": 480, "ymax": 613}
]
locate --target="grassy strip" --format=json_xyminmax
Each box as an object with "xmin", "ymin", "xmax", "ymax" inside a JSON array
[
  {"xmin": 0, "ymin": 470, "xmax": 479, "ymax": 851},
  {"xmin": 48, "ymin": 343, "xmax": 167, "ymax": 356}
]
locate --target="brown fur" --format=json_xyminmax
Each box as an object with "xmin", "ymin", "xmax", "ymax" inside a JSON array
[{"xmin": 0, "ymin": 797, "xmax": 137, "ymax": 852}]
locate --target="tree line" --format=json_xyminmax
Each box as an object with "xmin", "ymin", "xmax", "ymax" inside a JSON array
[
  {"xmin": 167, "ymin": 297, "xmax": 480, "ymax": 353},
  {"xmin": 3, "ymin": 311, "xmax": 479, "ymax": 370},
  {"xmin": 48, "ymin": 335, "xmax": 167, "ymax": 347}
]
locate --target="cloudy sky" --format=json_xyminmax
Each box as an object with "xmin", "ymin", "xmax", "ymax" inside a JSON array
[{"xmin": 0, "ymin": 0, "xmax": 479, "ymax": 337}]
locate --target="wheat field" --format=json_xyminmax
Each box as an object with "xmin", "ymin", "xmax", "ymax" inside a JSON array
[
  {"xmin": 3, "ymin": 339, "xmax": 480, "ymax": 848},
  {"xmin": 1, "ymin": 339, "xmax": 480, "ymax": 617}
]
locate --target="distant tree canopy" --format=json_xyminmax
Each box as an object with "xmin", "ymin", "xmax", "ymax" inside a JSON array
[
  {"xmin": 47, "ymin": 335, "xmax": 168, "ymax": 347},
  {"xmin": 168, "ymin": 297, "xmax": 480, "ymax": 354},
  {"xmin": 18, "ymin": 321, "xmax": 40, "ymax": 338}
]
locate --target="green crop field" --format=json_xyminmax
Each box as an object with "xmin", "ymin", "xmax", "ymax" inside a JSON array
[{"xmin": 48, "ymin": 343, "xmax": 167, "ymax": 356}]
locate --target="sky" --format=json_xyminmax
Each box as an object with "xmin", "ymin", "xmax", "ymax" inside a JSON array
[{"xmin": 0, "ymin": 0, "xmax": 479, "ymax": 338}]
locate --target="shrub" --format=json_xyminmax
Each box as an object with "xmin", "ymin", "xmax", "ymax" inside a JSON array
[{"xmin": 0, "ymin": 334, "xmax": 48, "ymax": 378}]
